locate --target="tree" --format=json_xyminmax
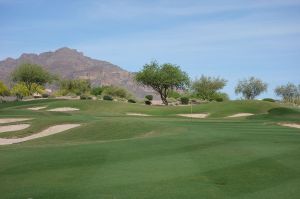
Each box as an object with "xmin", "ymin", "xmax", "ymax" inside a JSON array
[
  {"xmin": 275, "ymin": 83, "xmax": 299, "ymax": 103},
  {"xmin": 235, "ymin": 77, "xmax": 267, "ymax": 100},
  {"xmin": 0, "ymin": 81, "xmax": 10, "ymax": 102},
  {"xmin": 91, "ymin": 87, "xmax": 103, "ymax": 96},
  {"xmin": 11, "ymin": 63, "xmax": 54, "ymax": 94},
  {"xmin": 11, "ymin": 83, "xmax": 30, "ymax": 100},
  {"xmin": 135, "ymin": 61, "xmax": 190, "ymax": 105},
  {"xmin": 191, "ymin": 75, "xmax": 227, "ymax": 100}
]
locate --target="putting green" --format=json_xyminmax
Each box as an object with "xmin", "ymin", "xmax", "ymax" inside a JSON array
[{"xmin": 0, "ymin": 99, "xmax": 299, "ymax": 199}]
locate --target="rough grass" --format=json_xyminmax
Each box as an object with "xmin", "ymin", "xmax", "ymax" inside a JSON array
[{"xmin": 0, "ymin": 99, "xmax": 299, "ymax": 199}]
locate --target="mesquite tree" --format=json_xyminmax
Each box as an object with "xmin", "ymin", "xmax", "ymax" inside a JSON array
[{"xmin": 135, "ymin": 61, "xmax": 190, "ymax": 105}]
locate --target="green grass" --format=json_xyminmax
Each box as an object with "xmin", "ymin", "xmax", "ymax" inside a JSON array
[{"xmin": 0, "ymin": 99, "xmax": 299, "ymax": 199}]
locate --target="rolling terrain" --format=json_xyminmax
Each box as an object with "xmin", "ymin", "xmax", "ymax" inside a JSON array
[{"xmin": 0, "ymin": 100, "xmax": 299, "ymax": 199}]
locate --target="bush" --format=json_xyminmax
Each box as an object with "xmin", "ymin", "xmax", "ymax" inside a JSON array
[
  {"xmin": 262, "ymin": 98, "xmax": 275, "ymax": 102},
  {"xmin": 128, "ymin": 99, "xmax": 136, "ymax": 103},
  {"xmin": 80, "ymin": 95, "xmax": 89, "ymax": 100},
  {"xmin": 42, "ymin": 93, "xmax": 49, "ymax": 98},
  {"xmin": 145, "ymin": 100, "xmax": 152, "ymax": 105},
  {"xmin": 215, "ymin": 97, "xmax": 223, "ymax": 102},
  {"xmin": 180, "ymin": 97, "xmax": 189, "ymax": 105},
  {"xmin": 145, "ymin": 95, "xmax": 153, "ymax": 101},
  {"xmin": 103, "ymin": 95, "xmax": 113, "ymax": 101},
  {"xmin": 91, "ymin": 87, "xmax": 103, "ymax": 96},
  {"xmin": 102, "ymin": 86, "xmax": 130, "ymax": 99},
  {"xmin": 168, "ymin": 90, "xmax": 182, "ymax": 99}
]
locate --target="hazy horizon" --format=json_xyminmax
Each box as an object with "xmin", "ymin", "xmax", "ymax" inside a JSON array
[{"xmin": 1, "ymin": 0, "xmax": 300, "ymax": 99}]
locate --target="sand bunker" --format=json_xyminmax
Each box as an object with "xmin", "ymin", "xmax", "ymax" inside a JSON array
[
  {"xmin": 0, "ymin": 124, "xmax": 30, "ymax": 133},
  {"xmin": 27, "ymin": 106, "xmax": 47, "ymax": 110},
  {"xmin": 278, "ymin": 123, "xmax": 300, "ymax": 129},
  {"xmin": 126, "ymin": 113, "xmax": 150, "ymax": 116},
  {"xmin": 227, "ymin": 113, "xmax": 254, "ymax": 118},
  {"xmin": 177, "ymin": 114, "xmax": 209, "ymax": 118},
  {"xmin": 48, "ymin": 107, "xmax": 79, "ymax": 112},
  {"xmin": 0, "ymin": 118, "xmax": 32, "ymax": 124},
  {"xmin": 0, "ymin": 124, "xmax": 81, "ymax": 145}
]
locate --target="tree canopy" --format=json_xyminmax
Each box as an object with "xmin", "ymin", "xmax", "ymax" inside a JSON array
[
  {"xmin": 191, "ymin": 75, "xmax": 227, "ymax": 100},
  {"xmin": 135, "ymin": 61, "xmax": 190, "ymax": 105},
  {"xmin": 11, "ymin": 63, "xmax": 54, "ymax": 94},
  {"xmin": 235, "ymin": 77, "xmax": 267, "ymax": 100},
  {"xmin": 275, "ymin": 83, "xmax": 300, "ymax": 103},
  {"xmin": 0, "ymin": 81, "xmax": 10, "ymax": 97}
]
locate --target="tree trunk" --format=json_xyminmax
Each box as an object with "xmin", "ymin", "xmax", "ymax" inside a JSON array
[{"xmin": 159, "ymin": 92, "xmax": 168, "ymax": 105}]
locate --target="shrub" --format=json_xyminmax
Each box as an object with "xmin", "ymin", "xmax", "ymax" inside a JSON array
[
  {"xmin": 145, "ymin": 100, "xmax": 152, "ymax": 105},
  {"xmin": 262, "ymin": 98, "xmax": 275, "ymax": 102},
  {"xmin": 80, "ymin": 95, "xmax": 87, "ymax": 100},
  {"xmin": 145, "ymin": 95, "xmax": 153, "ymax": 101},
  {"xmin": 102, "ymin": 86, "xmax": 130, "ymax": 99},
  {"xmin": 103, "ymin": 95, "xmax": 113, "ymax": 101},
  {"xmin": 180, "ymin": 97, "xmax": 189, "ymax": 105},
  {"xmin": 42, "ymin": 93, "xmax": 49, "ymax": 98},
  {"xmin": 168, "ymin": 90, "xmax": 182, "ymax": 99},
  {"xmin": 215, "ymin": 97, "xmax": 223, "ymax": 102},
  {"xmin": 91, "ymin": 87, "xmax": 103, "ymax": 96},
  {"xmin": 128, "ymin": 99, "xmax": 136, "ymax": 103}
]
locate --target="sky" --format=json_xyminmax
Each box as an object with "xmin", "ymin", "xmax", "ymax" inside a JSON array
[{"xmin": 0, "ymin": 0, "xmax": 300, "ymax": 99}]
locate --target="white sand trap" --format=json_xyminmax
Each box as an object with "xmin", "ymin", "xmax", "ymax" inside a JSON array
[
  {"xmin": 227, "ymin": 113, "xmax": 254, "ymax": 118},
  {"xmin": 0, "ymin": 124, "xmax": 81, "ymax": 145},
  {"xmin": 126, "ymin": 113, "xmax": 150, "ymax": 116},
  {"xmin": 278, "ymin": 123, "xmax": 300, "ymax": 129},
  {"xmin": 0, "ymin": 118, "xmax": 32, "ymax": 124},
  {"xmin": 48, "ymin": 107, "xmax": 79, "ymax": 112},
  {"xmin": 0, "ymin": 124, "xmax": 30, "ymax": 133},
  {"xmin": 27, "ymin": 106, "xmax": 47, "ymax": 110},
  {"xmin": 177, "ymin": 114, "xmax": 209, "ymax": 118}
]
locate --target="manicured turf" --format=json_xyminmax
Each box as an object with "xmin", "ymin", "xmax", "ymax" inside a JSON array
[{"xmin": 0, "ymin": 99, "xmax": 299, "ymax": 198}]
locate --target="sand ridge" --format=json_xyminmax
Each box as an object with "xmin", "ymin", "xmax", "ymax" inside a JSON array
[
  {"xmin": 126, "ymin": 113, "xmax": 151, "ymax": 116},
  {"xmin": 0, "ymin": 124, "xmax": 81, "ymax": 145},
  {"xmin": 177, "ymin": 113, "xmax": 209, "ymax": 118},
  {"xmin": 278, "ymin": 123, "xmax": 300, "ymax": 129},
  {"xmin": 48, "ymin": 107, "xmax": 80, "ymax": 112},
  {"xmin": 227, "ymin": 113, "xmax": 254, "ymax": 118},
  {"xmin": 27, "ymin": 106, "xmax": 47, "ymax": 110},
  {"xmin": 0, "ymin": 124, "xmax": 30, "ymax": 133},
  {"xmin": 0, "ymin": 118, "xmax": 32, "ymax": 124}
]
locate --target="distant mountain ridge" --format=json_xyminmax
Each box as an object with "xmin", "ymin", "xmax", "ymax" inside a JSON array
[{"xmin": 0, "ymin": 47, "xmax": 153, "ymax": 98}]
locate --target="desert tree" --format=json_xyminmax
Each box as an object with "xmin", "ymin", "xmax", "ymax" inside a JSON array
[
  {"xmin": 191, "ymin": 75, "xmax": 227, "ymax": 100},
  {"xmin": 11, "ymin": 83, "xmax": 30, "ymax": 100},
  {"xmin": 235, "ymin": 77, "xmax": 267, "ymax": 100},
  {"xmin": 275, "ymin": 83, "xmax": 299, "ymax": 103},
  {"xmin": 0, "ymin": 81, "xmax": 10, "ymax": 102},
  {"xmin": 135, "ymin": 61, "xmax": 190, "ymax": 105},
  {"xmin": 11, "ymin": 63, "xmax": 54, "ymax": 94}
]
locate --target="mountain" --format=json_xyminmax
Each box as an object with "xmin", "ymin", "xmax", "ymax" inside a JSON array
[{"xmin": 0, "ymin": 47, "xmax": 153, "ymax": 98}]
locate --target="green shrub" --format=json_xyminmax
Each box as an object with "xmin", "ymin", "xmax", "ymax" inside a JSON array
[
  {"xmin": 180, "ymin": 97, "xmax": 189, "ymax": 104},
  {"xmin": 42, "ymin": 93, "xmax": 49, "ymax": 98},
  {"xmin": 102, "ymin": 86, "xmax": 131, "ymax": 99},
  {"xmin": 103, "ymin": 95, "xmax": 113, "ymax": 101},
  {"xmin": 128, "ymin": 99, "xmax": 136, "ymax": 103},
  {"xmin": 215, "ymin": 97, "xmax": 223, "ymax": 102},
  {"xmin": 262, "ymin": 98, "xmax": 275, "ymax": 102},
  {"xmin": 145, "ymin": 100, "xmax": 152, "ymax": 105},
  {"xmin": 91, "ymin": 87, "xmax": 103, "ymax": 96},
  {"xmin": 80, "ymin": 95, "xmax": 87, "ymax": 100},
  {"xmin": 145, "ymin": 95, "xmax": 153, "ymax": 101}
]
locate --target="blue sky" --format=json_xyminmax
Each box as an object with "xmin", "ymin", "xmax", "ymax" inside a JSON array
[{"xmin": 1, "ymin": 0, "xmax": 300, "ymax": 99}]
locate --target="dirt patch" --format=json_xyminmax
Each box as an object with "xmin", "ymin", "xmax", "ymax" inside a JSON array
[
  {"xmin": 48, "ymin": 107, "xmax": 80, "ymax": 112},
  {"xmin": 278, "ymin": 123, "xmax": 300, "ymax": 129},
  {"xmin": 27, "ymin": 106, "xmax": 47, "ymax": 110},
  {"xmin": 126, "ymin": 113, "xmax": 150, "ymax": 117},
  {"xmin": 0, "ymin": 124, "xmax": 30, "ymax": 133},
  {"xmin": 227, "ymin": 113, "xmax": 254, "ymax": 118},
  {"xmin": 177, "ymin": 113, "xmax": 209, "ymax": 118},
  {"xmin": 0, "ymin": 124, "xmax": 81, "ymax": 145},
  {"xmin": 0, "ymin": 118, "xmax": 32, "ymax": 124}
]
